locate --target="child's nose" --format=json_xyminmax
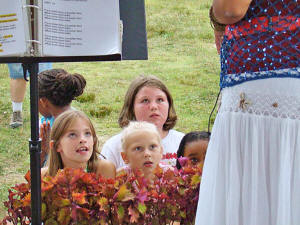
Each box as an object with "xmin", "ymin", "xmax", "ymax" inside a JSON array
[
  {"xmin": 79, "ymin": 135, "xmax": 87, "ymax": 143},
  {"xmin": 149, "ymin": 101, "xmax": 158, "ymax": 110},
  {"xmin": 144, "ymin": 148, "xmax": 151, "ymax": 157}
]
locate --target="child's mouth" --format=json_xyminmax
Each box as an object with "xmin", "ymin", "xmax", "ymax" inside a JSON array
[
  {"xmin": 144, "ymin": 161, "xmax": 153, "ymax": 167},
  {"xmin": 76, "ymin": 147, "xmax": 88, "ymax": 153}
]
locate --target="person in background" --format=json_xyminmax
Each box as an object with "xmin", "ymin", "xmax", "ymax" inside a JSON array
[
  {"xmin": 196, "ymin": 0, "xmax": 300, "ymax": 225},
  {"xmin": 38, "ymin": 68, "xmax": 86, "ymax": 165},
  {"xmin": 8, "ymin": 63, "xmax": 52, "ymax": 128},
  {"xmin": 101, "ymin": 75, "xmax": 184, "ymax": 169}
]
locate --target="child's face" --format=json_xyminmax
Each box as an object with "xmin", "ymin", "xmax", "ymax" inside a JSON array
[
  {"xmin": 121, "ymin": 130, "xmax": 163, "ymax": 178},
  {"xmin": 183, "ymin": 140, "xmax": 208, "ymax": 166},
  {"xmin": 56, "ymin": 117, "xmax": 94, "ymax": 169},
  {"xmin": 133, "ymin": 86, "xmax": 169, "ymax": 132}
]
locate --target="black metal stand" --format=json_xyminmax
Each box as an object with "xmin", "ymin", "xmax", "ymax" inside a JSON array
[{"xmin": 26, "ymin": 63, "xmax": 42, "ymax": 225}]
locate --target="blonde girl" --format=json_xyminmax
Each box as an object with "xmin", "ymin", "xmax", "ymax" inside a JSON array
[{"xmin": 119, "ymin": 121, "xmax": 164, "ymax": 182}]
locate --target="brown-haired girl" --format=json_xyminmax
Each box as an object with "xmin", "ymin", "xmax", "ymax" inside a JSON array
[
  {"xmin": 41, "ymin": 110, "xmax": 116, "ymax": 178},
  {"xmin": 101, "ymin": 75, "xmax": 184, "ymax": 169}
]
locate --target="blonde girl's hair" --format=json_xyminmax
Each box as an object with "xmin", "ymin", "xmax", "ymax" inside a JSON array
[
  {"xmin": 118, "ymin": 75, "xmax": 177, "ymax": 131},
  {"xmin": 121, "ymin": 121, "xmax": 162, "ymax": 152},
  {"xmin": 47, "ymin": 110, "xmax": 99, "ymax": 176}
]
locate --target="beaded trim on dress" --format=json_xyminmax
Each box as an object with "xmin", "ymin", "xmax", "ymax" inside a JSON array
[
  {"xmin": 219, "ymin": 78, "xmax": 300, "ymax": 120},
  {"xmin": 221, "ymin": 67, "xmax": 300, "ymax": 89}
]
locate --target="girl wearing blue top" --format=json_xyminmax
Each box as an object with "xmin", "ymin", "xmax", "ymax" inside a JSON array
[
  {"xmin": 38, "ymin": 69, "xmax": 86, "ymax": 165},
  {"xmin": 196, "ymin": 1, "xmax": 300, "ymax": 225}
]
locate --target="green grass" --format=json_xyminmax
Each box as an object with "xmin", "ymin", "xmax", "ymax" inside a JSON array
[{"xmin": 0, "ymin": 0, "xmax": 220, "ymax": 218}]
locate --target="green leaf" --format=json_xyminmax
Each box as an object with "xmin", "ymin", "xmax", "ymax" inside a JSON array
[
  {"xmin": 117, "ymin": 205, "xmax": 125, "ymax": 220},
  {"xmin": 191, "ymin": 174, "xmax": 201, "ymax": 186},
  {"xmin": 180, "ymin": 210, "xmax": 187, "ymax": 219},
  {"xmin": 45, "ymin": 218, "xmax": 59, "ymax": 225},
  {"xmin": 178, "ymin": 177, "xmax": 185, "ymax": 185},
  {"xmin": 41, "ymin": 203, "xmax": 47, "ymax": 220},
  {"xmin": 54, "ymin": 198, "xmax": 71, "ymax": 207},
  {"xmin": 179, "ymin": 187, "xmax": 185, "ymax": 195},
  {"xmin": 57, "ymin": 207, "xmax": 71, "ymax": 225},
  {"xmin": 97, "ymin": 197, "xmax": 108, "ymax": 210},
  {"xmin": 138, "ymin": 202, "xmax": 147, "ymax": 214}
]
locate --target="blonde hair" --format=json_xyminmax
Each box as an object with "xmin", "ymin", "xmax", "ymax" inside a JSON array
[
  {"xmin": 118, "ymin": 75, "xmax": 177, "ymax": 130},
  {"xmin": 47, "ymin": 110, "xmax": 99, "ymax": 176},
  {"xmin": 121, "ymin": 121, "xmax": 161, "ymax": 152}
]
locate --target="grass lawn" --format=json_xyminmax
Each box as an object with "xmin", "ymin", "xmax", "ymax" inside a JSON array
[{"xmin": 0, "ymin": 0, "xmax": 220, "ymax": 218}]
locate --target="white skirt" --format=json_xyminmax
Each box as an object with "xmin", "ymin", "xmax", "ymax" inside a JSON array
[{"xmin": 195, "ymin": 77, "xmax": 300, "ymax": 225}]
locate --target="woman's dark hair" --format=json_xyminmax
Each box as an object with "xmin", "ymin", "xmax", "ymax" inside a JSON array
[
  {"xmin": 38, "ymin": 69, "xmax": 86, "ymax": 107},
  {"xmin": 118, "ymin": 75, "xmax": 177, "ymax": 131},
  {"xmin": 176, "ymin": 131, "xmax": 210, "ymax": 169}
]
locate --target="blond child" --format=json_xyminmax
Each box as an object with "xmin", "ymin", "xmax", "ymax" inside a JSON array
[
  {"xmin": 119, "ymin": 121, "xmax": 164, "ymax": 182},
  {"xmin": 41, "ymin": 110, "xmax": 115, "ymax": 179}
]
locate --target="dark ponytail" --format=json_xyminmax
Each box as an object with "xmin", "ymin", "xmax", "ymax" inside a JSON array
[{"xmin": 38, "ymin": 69, "xmax": 86, "ymax": 107}]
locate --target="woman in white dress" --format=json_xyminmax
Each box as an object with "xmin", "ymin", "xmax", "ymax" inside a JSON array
[{"xmin": 196, "ymin": 0, "xmax": 300, "ymax": 224}]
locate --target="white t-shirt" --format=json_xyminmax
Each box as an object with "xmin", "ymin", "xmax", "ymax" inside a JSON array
[{"xmin": 101, "ymin": 129, "xmax": 184, "ymax": 169}]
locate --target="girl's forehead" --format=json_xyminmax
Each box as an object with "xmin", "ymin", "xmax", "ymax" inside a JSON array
[
  {"xmin": 186, "ymin": 139, "xmax": 208, "ymax": 148},
  {"xmin": 137, "ymin": 85, "xmax": 165, "ymax": 95},
  {"xmin": 126, "ymin": 130, "xmax": 161, "ymax": 143},
  {"xmin": 65, "ymin": 117, "xmax": 91, "ymax": 131},
  {"xmin": 137, "ymin": 129, "xmax": 159, "ymax": 137}
]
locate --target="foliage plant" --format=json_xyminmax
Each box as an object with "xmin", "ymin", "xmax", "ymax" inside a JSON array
[{"xmin": 2, "ymin": 159, "xmax": 201, "ymax": 225}]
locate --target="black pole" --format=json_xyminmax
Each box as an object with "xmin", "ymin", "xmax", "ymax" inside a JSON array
[{"xmin": 27, "ymin": 63, "xmax": 42, "ymax": 225}]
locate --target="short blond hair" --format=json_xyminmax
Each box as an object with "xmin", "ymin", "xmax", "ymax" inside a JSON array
[{"xmin": 121, "ymin": 121, "xmax": 161, "ymax": 152}]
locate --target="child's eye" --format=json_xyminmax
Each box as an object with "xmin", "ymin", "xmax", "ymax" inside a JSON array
[
  {"xmin": 85, "ymin": 131, "xmax": 92, "ymax": 137},
  {"xmin": 149, "ymin": 144, "xmax": 158, "ymax": 150},
  {"xmin": 135, "ymin": 146, "xmax": 142, "ymax": 151},
  {"xmin": 157, "ymin": 98, "xmax": 164, "ymax": 103},
  {"xmin": 68, "ymin": 132, "xmax": 76, "ymax": 138},
  {"xmin": 141, "ymin": 98, "xmax": 149, "ymax": 103},
  {"xmin": 190, "ymin": 158, "xmax": 199, "ymax": 164}
]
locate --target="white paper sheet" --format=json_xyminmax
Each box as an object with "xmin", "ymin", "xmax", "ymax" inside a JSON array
[
  {"xmin": 41, "ymin": 0, "xmax": 121, "ymax": 56},
  {"xmin": 0, "ymin": 0, "xmax": 28, "ymax": 56}
]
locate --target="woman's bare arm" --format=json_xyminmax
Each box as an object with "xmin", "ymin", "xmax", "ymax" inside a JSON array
[{"xmin": 212, "ymin": 0, "xmax": 252, "ymax": 24}]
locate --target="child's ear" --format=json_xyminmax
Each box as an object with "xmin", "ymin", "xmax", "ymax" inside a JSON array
[
  {"xmin": 121, "ymin": 152, "xmax": 129, "ymax": 164},
  {"xmin": 54, "ymin": 142, "xmax": 63, "ymax": 153},
  {"xmin": 39, "ymin": 97, "xmax": 47, "ymax": 106}
]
